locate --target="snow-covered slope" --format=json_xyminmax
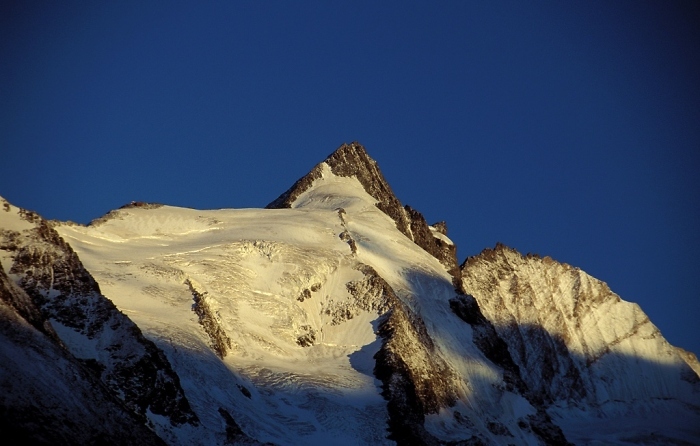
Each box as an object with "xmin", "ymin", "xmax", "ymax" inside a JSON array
[
  {"xmin": 50, "ymin": 148, "xmax": 556, "ymax": 444},
  {"xmin": 1, "ymin": 142, "xmax": 698, "ymax": 445},
  {"xmin": 56, "ymin": 205, "xmax": 392, "ymax": 444}
]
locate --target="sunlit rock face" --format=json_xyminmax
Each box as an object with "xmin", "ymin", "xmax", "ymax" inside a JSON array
[
  {"xmin": 1, "ymin": 143, "xmax": 699, "ymax": 445},
  {"xmin": 461, "ymin": 243, "xmax": 700, "ymax": 443}
]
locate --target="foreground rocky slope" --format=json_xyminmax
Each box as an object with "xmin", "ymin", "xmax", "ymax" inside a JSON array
[
  {"xmin": 1, "ymin": 142, "xmax": 698, "ymax": 445},
  {"xmin": 0, "ymin": 198, "xmax": 200, "ymax": 443},
  {"xmin": 0, "ymin": 267, "xmax": 167, "ymax": 446}
]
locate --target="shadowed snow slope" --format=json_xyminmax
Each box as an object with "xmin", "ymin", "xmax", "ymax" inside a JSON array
[
  {"xmin": 0, "ymin": 267, "xmax": 167, "ymax": 446},
  {"xmin": 1, "ymin": 143, "xmax": 699, "ymax": 445}
]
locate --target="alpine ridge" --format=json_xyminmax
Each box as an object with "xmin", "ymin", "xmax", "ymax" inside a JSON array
[
  {"xmin": 267, "ymin": 142, "xmax": 461, "ymax": 284},
  {"xmin": 1, "ymin": 142, "xmax": 698, "ymax": 445}
]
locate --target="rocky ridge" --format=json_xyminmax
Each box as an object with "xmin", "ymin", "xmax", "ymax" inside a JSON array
[
  {"xmin": 461, "ymin": 243, "xmax": 700, "ymax": 442},
  {"xmin": 0, "ymin": 267, "xmax": 168, "ymax": 446}
]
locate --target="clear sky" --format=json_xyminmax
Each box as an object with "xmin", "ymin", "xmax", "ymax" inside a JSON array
[{"xmin": 1, "ymin": 1, "xmax": 699, "ymax": 355}]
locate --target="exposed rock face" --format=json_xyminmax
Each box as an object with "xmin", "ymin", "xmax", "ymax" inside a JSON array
[
  {"xmin": 0, "ymin": 247, "xmax": 57, "ymax": 341},
  {"xmin": 0, "ymin": 203, "xmax": 198, "ymax": 430},
  {"xmin": 187, "ymin": 278, "xmax": 232, "ymax": 358},
  {"xmin": 0, "ymin": 265, "xmax": 166, "ymax": 446},
  {"xmin": 677, "ymin": 347, "xmax": 700, "ymax": 379},
  {"xmin": 323, "ymin": 263, "xmax": 393, "ymax": 325},
  {"xmin": 461, "ymin": 243, "xmax": 700, "ymax": 422},
  {"xmin": 431, "ymin": 221, "xmax": 448, "ymax": 236},
  {"xmin": 340, "ymin": 264, "xmax": 460, "ymax": 445},
  {"xmin": 404, "ymin": 205, "xmax": 460, "ymax": 284},
  {"xmin": 375, "ymin": 301, "xmax": 461, "ymax": 445},
  {"xmin": 267, "ymin": 142, "xmax": 459, "ymax": 281}
]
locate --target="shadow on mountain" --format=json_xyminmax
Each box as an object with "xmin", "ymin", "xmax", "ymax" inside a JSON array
[
  {"xmin": 0, "ymin": 277, "xmax": 167, "ymax": 446},
  {"xmin": 397, "ymin": 267, "xmax": 700, "ymax": 445},
  {"xmin": 144, "ymin": 331, "xmax": 392, "ymax": 446},
  {"xmin": 348, "ymin": 321, "xmax": 384, "ymax": 378}
]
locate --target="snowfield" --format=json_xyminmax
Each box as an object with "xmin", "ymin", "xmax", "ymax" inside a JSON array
[{"xmin": 55, "ymin": 167, "xmax": 401, "ymax": 445}]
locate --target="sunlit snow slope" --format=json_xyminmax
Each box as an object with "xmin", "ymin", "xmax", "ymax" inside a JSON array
[
  {"xmin": 55, "ymin": 163, "xmax": 429, "ymax": 444},
  {"xmin": 57, "ymin": 196, "xmax": 388, "ymax": 444},
  {"xmin": 54, "ymin": 160, "xmax": 550, "ymax": 445}
]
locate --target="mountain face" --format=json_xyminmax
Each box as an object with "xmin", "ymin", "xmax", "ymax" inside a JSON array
[
  {"xmin": 267, "ymin": 143, "xmax": 460, "ymax": 283},
  {"xmin": 1, "ymin": 142, "xmax": 699, "ymax": 445},
  {"xmin": 0, "ymin": 200, "xmax": 200, "ymax": 444},
  {"xmin": 0, "ymin": 267, "xmax": 167, "ymax": 446},
  {"xmin": 460, "ymin": 244, "xmax": 700, "ymax": 444}
]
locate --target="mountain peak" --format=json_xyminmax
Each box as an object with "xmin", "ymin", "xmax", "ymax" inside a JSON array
[
  {"xmin": 266, "ymin": 142, "xmax": 396, "ymax": 211},
  {"xmin": 3, "ymin": 150, "xmax": 700, "ymax": 444},
  {"xmin": 267, "ymin": 142, "xmax": 460, "ymax": 279},
  {"xmin": 267, "ymin": 141, "xmax": 410, "ymax": 236},
  {"xmin": 326, "ymin": 140, "xmax": 370, "ymax": 162}
]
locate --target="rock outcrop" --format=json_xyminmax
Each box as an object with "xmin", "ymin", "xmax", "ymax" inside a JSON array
[{"xmin": 0, "ymin": 261, "xmax": 167, "ymax": 446}]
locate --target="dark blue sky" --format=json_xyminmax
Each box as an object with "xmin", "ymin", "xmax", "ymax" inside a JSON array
[{"xmin": 2, "ymin": 1, "xmax": 699, "ymax": 355}]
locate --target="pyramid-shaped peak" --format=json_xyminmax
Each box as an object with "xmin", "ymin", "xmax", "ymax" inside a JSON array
[
  {"xmin": 267, "ymin": 142, "xmax": 460, "ymax": 280},
  {"xmin": 322, "ymin": 142, "xmax": 396, "ymax": 203},
  {"xmin": 323, "ymin": 141, "xmax": 373, "ymax": 169},
  {"xmin": 266, "ymin": 142, "xmax": 397, "ymax": 212},
  {"xmin": 267, "ymin": 141, "xmax": 409, "ymax": 235},
  {"xmin": 330, "ymin": 141, "xmax": 369, "ymax": 158}
]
